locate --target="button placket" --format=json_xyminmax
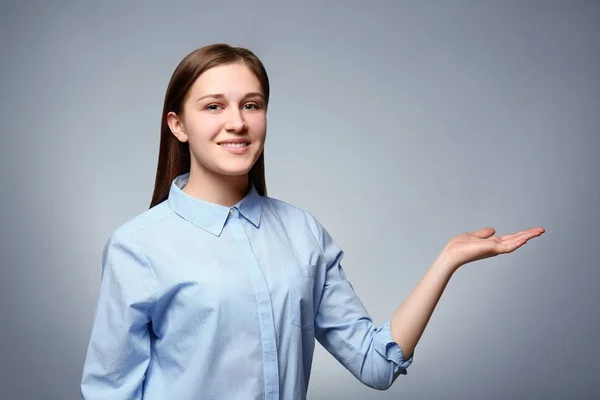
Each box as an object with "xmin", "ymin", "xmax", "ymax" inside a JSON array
[{"xmin": 229, "ymin": 211, "xmax": 280, "ymax": 399}]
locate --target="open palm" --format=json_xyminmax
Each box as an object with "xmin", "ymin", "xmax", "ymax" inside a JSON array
[{"xmin": 443, "ymin": 226, "xmax": 545, "ymax": 268}]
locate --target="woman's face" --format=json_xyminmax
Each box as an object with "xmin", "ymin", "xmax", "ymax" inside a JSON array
[{"xmin": 168, "ymin": 62, "xmax": 267, "ymax": 180}]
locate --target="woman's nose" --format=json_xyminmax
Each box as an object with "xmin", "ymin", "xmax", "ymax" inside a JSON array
[{"xmin": 224, "ymin": 109, "xmax": 247, "ymax": 132}]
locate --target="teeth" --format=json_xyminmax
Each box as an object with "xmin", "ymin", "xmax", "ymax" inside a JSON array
[{"xmin": 220, "ymin": 143, "xmax": 248, "ymax": 148}]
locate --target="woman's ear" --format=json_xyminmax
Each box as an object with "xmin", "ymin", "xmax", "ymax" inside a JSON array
[{"xmin": 167, "ymin": 111, "xmax": 189, "ymax": 143}]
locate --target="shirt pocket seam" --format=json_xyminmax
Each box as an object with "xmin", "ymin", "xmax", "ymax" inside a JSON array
[{"xmin": 288, "ymin": 264, "xmax": 316, "ymax": 331}]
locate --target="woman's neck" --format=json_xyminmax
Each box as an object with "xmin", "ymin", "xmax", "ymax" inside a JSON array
[{"xmin": 182, "ymin": 166, "xmax": 250, "ymax": 207}]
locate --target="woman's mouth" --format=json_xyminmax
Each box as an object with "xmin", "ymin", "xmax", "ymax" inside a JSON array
[
  {"xmin": 218, "ymin": 142, "xmax": 250, "ymax": 154},
  {"xmin": 219, "ymin": 142, "xmax": 249, "ymax": 148}
]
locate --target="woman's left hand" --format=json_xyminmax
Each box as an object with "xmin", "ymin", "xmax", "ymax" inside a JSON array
[{"xmin": 442, "ymin": 226, "xmax": 545, "ymax": 270}]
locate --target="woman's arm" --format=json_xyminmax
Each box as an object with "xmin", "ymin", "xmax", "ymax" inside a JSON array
[
  {"xmin": 390, "ymin": 226, "xmax": 545, "ymax": 358},
  {"xmin": 308, "ymin": 209, "xmax": 544, "ymax": 390},
  {"xmin": 81, "ymin": 232, "xmax": 157, "ymax": 400}
]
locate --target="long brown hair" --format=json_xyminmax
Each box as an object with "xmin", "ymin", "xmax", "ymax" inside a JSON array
[{"xmin": 149, "ymin": 44, "xmax": 270, "ymax": 208}]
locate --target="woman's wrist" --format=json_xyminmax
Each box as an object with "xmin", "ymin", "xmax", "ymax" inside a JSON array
[{"xmin": 433, "ymin": 248, "xmax": 462, "ymax": 275}]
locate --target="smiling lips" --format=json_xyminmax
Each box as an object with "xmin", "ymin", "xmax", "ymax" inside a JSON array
[
  {"xmin": 218, "ymin": 140, "xmax": 250, "ymax": 154},
  {"xmin": 219, "ymin": 142, "xmax": 248, "ymax": 148}
]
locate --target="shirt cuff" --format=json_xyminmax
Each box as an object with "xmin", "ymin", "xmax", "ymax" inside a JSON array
[{"xmin": 373, "ymin": 319, "xmax": 414, "ymax": 375}]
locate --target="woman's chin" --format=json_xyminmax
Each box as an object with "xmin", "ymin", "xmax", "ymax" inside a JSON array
[
  {"xmin": 215, "ymin": 160, "xmax": 258, "ymax": 177},
  {"xmin": 216, "ymin": 167, "xmax": 253, "ymax": 178}
]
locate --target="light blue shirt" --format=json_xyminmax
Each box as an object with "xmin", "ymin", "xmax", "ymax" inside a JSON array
[{"xmin": 81, "ymin": 173, "xmax": 413, "ymax": 399}]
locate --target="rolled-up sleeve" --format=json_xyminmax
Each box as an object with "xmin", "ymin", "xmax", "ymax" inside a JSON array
[
  {"xmin": 81, "ymin": 231, "xmax": 157, "ymax": 400},
  {"xmin": 307, "ymin": 213, "xmax": 413, "ymax": 390}
]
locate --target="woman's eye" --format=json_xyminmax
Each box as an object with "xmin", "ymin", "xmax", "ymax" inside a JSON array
[
  {"xmin": 206, "ymin": 104, "xmax": 222, "ymax": 111},
  {"xmin": 243, "ymin": 103, "xmax": 259, "ymax": 110}
]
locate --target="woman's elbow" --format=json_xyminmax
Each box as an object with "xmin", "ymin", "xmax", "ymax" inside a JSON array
[{"xmin": 365, "ymin": 363, "xmax": 404, "ymax": 390}]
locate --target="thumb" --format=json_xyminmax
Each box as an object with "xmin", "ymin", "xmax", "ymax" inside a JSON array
[{"xmin": 473, "ymin": 227, "xmax": 495, "ymax": 239}]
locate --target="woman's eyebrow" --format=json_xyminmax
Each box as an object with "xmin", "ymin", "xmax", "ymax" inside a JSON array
[
  {"xmin": 197, "ymin": 92, "xmax": 264, "ymax": 102},
  {"xmin": 243, "ymin": 92, "xmax": 264, "ymax": 100}
]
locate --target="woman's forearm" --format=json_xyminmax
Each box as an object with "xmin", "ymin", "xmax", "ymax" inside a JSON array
[
  {"xmin": 389, "ymin": 226, "xmax": 544, "ymax": 360},
  {"xmin": 389, "ymin": 251, "xmax": 458, "ymax": 359}
]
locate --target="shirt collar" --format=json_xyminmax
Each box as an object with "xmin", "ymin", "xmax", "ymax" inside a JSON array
[{"xmin": 167, "ymin": 173, "xmax": 262, "ymax": 236}]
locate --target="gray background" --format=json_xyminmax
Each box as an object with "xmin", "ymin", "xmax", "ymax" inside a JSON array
[{"xmin": 1, "ymin": 1, "xmax": 598, "ymax": 399}]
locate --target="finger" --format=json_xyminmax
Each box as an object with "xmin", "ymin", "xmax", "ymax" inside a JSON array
[
  {"xmin": 497, "ymin": 236, "xmax": 532, "ymax": 253},
  {"xmin": 473, "ymin": 227, "xmax": 495, "ymax": 239},
  {"xmin": 517, "ymin": 229, "xmax": 545, "ymax": 242},
  {"xmin": 501, "ymin": 233, "xmax": 534, "ymax": 248},
  {"xmin": 501, "ymin": 227, "xmax": 545, "ymax": 241},
  {"xmin": 500, "ymin": 230, "xmax": 544, "ymax": 252},
  {"xmin": 501, "ymin": 231, "xmax": 531, "ymax": 242}
]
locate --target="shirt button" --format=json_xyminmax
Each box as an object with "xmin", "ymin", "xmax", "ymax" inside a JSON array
[{"xmin": 229, "ymin": 209, "xmax": 235, "ymax": 216}]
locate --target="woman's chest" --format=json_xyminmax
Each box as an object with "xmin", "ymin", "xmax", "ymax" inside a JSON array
[{"xmin": 147, "ymin": 222, "xmax": 324, "ymax": 333}]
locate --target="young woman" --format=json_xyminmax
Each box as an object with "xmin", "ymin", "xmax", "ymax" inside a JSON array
[{"xmin": 80, "ymin": 43, "xmax": 544, "ymax": 399}]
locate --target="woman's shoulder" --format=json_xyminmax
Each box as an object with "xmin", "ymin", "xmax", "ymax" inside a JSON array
[
  {"xmin": 263, "ymin": 194, "xmax": 310, "ymax": 217},
  {"xmin": 107, "ymin": 200, "xmax": 174, "ymax": 245},
  {"xmin": 262, "ymin": 195, "xmax": 325, "ymax": 235}
]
